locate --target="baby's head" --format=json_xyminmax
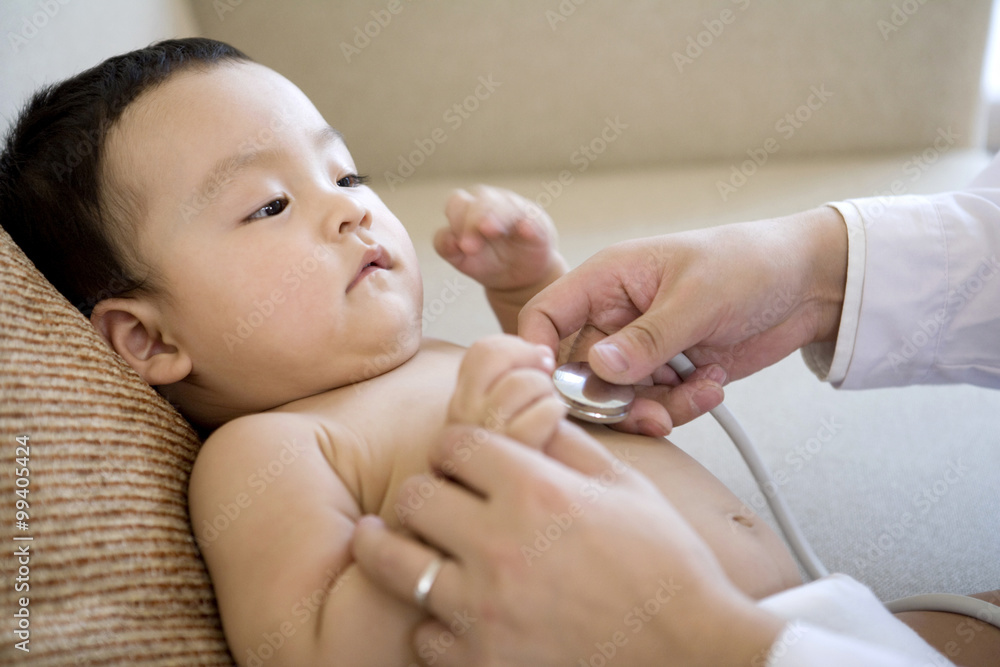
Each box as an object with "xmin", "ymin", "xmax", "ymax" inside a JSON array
[{"xmin": 0, "ymin": 38, "xmax": 424, "ymax": 430}]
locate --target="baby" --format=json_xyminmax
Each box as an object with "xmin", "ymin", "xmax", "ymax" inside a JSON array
[{"xmin": 0, "ymin": 39, "xmax": 800, "ymax": 666}]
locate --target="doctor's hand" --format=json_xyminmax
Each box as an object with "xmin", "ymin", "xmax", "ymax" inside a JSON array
[
  {"xmin": 351, "ymin": 423, "xmax": 785, "ymax": 667},
  {"xmin": 518, "ymin": 206, "xmax": 849, "ymax": 436}
]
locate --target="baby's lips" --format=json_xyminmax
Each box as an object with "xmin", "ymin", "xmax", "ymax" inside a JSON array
[{"xmin": 346, "ymin": 244, "xmax": 391, "ymax": 291}]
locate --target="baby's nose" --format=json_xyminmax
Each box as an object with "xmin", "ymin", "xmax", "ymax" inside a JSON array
[{"xmin": 330, "ymin": 195, "xmax": 371, "ymax": 236}]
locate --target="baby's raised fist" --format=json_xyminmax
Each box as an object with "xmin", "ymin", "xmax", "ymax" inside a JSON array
[{"xmin": 435, "ymin": 185, "xmax": 564, "ymax": 292}]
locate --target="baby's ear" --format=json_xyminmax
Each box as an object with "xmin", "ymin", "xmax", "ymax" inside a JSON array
[{"xmin": 90, "ymin": 298, "xmax": 191, "ymax": 386}]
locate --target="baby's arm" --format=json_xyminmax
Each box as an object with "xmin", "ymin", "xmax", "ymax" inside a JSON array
[
  {"xmin": 188, "ymin": 413, "xmax": 423, "ymax": 666},
  {"xmin": 436, "ymin": 185, "xmax": 569, "ymax": 334}
]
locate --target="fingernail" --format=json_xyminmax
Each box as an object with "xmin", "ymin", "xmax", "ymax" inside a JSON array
[
  {"xmin": 593, "ymin": 343, "xmax": 629, "ymax": 374},
  {"xmin": 357, "ymin": 515, "xmax": 385, "ymax": 530},
  {"xmin": 483, "ymin": 214, "xmax": 502, "ymax": 235},
  {"xmin": 537, "ymin": 345, "xmax": 555, "ymax": 370},
  {"xmin": 706, "ymin": 365, "xmax": 728, "ymax": 385},
  {"xmin": 638, "ymin": 419, "xmax": 669, "ymax": 438}
]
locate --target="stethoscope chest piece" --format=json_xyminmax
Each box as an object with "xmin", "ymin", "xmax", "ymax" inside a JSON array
[{"xmin": 552, "ymin": 361, "xmax": 635, "ymax": 424}]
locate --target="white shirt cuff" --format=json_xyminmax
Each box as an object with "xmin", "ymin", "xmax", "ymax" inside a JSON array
[{"xmin": 800, "ymin": 203, "xmax": 866, "ymax": 386}]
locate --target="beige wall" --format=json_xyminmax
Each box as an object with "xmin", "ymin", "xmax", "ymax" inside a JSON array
[
  {"xmin": 189, "ymin": 0, "xmax": 993, "ymax": 185},
  {"xmin": 1, "ymin": 1, "xmax": 992, "ymax": 185},
  {"xmin": 0, "ymin": 0, "xmax": 200, "ymax": 130}
]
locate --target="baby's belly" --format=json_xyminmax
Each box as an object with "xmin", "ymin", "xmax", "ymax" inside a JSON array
[{"xmin": 581, "ymin": 421, "xmax": 803, "ymax": 599}]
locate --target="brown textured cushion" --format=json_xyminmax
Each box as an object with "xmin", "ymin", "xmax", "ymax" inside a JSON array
[{"xmin": 0, "ymin": 224, "xmax": 233, "ymax": 666}]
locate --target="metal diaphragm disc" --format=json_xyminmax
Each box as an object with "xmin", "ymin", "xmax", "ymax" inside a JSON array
[{"xmin": 552, "ymin": 361, "xmax": 635, "ymax": 424}]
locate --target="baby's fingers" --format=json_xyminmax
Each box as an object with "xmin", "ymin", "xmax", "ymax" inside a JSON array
[
  {"xmin": 443, "ymin": 188, "xmax": 487, "ymax": 254},
  {"xmin": 444, "ymin": 188, "xmax": 474, "ymax": 227},
  {"xmin": 449, "ymin": 335, "xmax": 556, "ymax": 426},
  {"xmin": 433, "ymin": 226, "xmax": 465, "ymax": 266},
  {"xmin": 505, "ymin": 396, "xmax": 567, "ymax": 450},
  {"xmin": 487, "ymin": 368, "xmax": 566, "ymax": 449},
  {"xmin": 465, "ymin": 185, "xmax": 544, "ymax": 238}
]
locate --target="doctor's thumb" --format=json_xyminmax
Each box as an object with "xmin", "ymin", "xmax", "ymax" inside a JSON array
[{"xmin": 589, "ymin": 317, "xmax": 674, "ymax": 385}]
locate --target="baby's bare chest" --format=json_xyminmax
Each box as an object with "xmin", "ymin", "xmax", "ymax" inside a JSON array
[
  {"xmin": 296, "ymin": 341, "xmax": 712, "ymax": 532},
  {"xmin": 304, "ymin": 343, "xmax": 466, "ymax": 525}
]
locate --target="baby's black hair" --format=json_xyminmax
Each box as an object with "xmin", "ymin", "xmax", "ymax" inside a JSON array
[{"xmin": 0, "ymin": 37, "xmax": 251, "ymax": 315}]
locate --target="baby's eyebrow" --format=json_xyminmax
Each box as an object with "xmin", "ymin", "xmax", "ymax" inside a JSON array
[
  {"xmin": 314, "ymin": 124, "xmax": 344, "ymax": 149},
  {"xmin": 189, "ymin": 124, "xmax": 345, "ymax": 215}
]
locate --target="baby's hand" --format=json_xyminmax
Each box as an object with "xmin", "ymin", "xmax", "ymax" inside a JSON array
[
  {"xmin": 435, "ymin": 185, "xmax": 567, "ymax": 293},
  {"xmin": 448, "ymin": 334, "xmax": 567, "ymax": 451}
]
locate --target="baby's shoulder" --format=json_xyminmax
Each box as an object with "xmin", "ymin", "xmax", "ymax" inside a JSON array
[
  {"xmin": 189, "ymin": 410, "xmax": 368, "ymax": 528},
  {"xmin": 199, "ymin": 410, "xmax": 319, "ymax": 458},
  {"xmin": 190, "ymin": 411, "xmax": 331, "ymax": 497}
]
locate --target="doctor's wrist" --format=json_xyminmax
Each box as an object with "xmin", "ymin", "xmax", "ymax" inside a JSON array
[{"xmin": 796, "ymin": 205, "xmax": 849, "ymax": 346}]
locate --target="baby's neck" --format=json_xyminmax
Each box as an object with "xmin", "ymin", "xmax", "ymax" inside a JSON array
[{"xmin": 169, "ymin": 336, "xmax": 455, "ymax": 436}]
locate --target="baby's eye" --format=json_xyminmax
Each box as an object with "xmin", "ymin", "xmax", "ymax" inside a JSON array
[
  {"xmin": 337, "ymin": 173, "xmax": 369, "ymax": 188},
  {"xmin": 246, "ymin": 197, "xmax": 289, "ymax": 221}
]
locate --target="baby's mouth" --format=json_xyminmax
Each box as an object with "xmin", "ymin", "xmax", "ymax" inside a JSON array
[{"xmin": 347, "ymin": 245, "xmax": 391, "ymax": 292}]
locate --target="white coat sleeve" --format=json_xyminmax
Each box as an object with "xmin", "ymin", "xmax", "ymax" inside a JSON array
[
  {"xmin": 801, "ymin": 152, "xmax": 1000, "ymax": 389},
  {"xmin": 758, "ymin": 574, "xmax": 954, "ymax": 667}
]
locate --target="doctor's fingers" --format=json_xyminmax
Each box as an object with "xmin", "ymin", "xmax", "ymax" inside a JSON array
[
  {"xmin": 395, "ymin": 473, "xmax": 490, "ymax": 557},
  {"xmin": 610, "ymin": 364, "xmax": 727, "ymax": 435},
  {"xmin": 351, "ymin": 515, "xmax": 464, "ymax": 619}
]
